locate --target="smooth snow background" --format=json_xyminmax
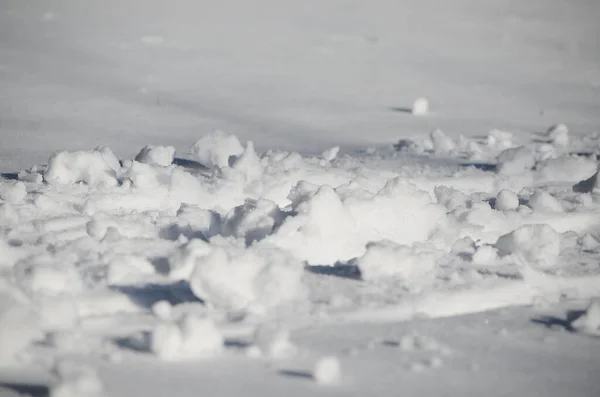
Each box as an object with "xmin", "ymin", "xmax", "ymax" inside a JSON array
[{"xmin": 1, "ymin": 0, "xmax": 600, "ymax": 170}]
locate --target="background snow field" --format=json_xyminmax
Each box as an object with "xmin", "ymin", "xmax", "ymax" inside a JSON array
[{"xmin": 1, "ymin": 0, "xmax": 600, "ymax": 396}]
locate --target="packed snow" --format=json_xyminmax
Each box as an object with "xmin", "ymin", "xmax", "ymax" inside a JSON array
[{"xmin": 1, "ymin": 0, "xmax": 600, "ymax": 396}]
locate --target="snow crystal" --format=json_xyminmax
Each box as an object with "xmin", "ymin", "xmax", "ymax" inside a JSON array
[
  {"xmin": 0, "ymin": 181, "xmax": 27, "ymax": 203},
  {"xmin": 411, "ymin": 97, "xmax": 429, "ymax": 116},
  {"xmin": 496, "ymin": 146, "xmax": 535, "ymax": 175},
  {"xmin": 44, "ymin": 148, "xmax": 120, "ymax": 186},
  {"xmin": 495, "ymin": 224, "xmax": 561, "ymax": 268},
  {"xmin": 134, "ymin": 145, "xmax": 175, "ymax": 167},
  {"xmin": 356, "ymin": 240, "xmax": 440, "ymax": 282},
  {"xmin": 528, "ymin": 189, "xmax": 563, "ymax": 213},
  {"xmin": 313, "ymin": 356, "xmax": 342, "ymax": 384},
  {"xmin": 495, "ymin": 189, "xmax": 519, "ymax": 211},
  {"xmin": 151, "ymin": 315, "xmax": 223, "ymax": 360},
  {"xmin": 190, "ymin": 130, "xmax": 244, "ymax": 168}
]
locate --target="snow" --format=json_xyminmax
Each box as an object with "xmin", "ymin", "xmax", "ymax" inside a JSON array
[{"xmin": 1, "ymin": 1, "xmax": 600, "ymax": 396}]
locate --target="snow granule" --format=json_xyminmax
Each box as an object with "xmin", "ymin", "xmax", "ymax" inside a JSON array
[
  {"xmin": 190, "ymin": 130, "xmax": 244, "ymax": 168},
  {"xmin": 495, "ymin": 224, "xmax": 560, "ymax": 268},
  {"xmin": 313, "ymin": 356, "xmax": 341, "ymax": 384},
  {"xmin": 134, "ymin": 145, "xmax": 175, "ymax": 167}
]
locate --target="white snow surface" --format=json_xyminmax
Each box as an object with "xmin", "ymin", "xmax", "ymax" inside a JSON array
[{"xmin": 1, "ymin": 1, "xmax": 600, "ymax": 396}]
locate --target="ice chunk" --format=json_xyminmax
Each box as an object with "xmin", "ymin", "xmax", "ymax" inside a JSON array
[
  {"xmin": 495, "ymin": 224, "xmax": 560, "ymax": 268},
  {"xmin": 496, "ymin": 146, "xmax": 535, "ymax": 175},
  {"xmin": 528, "ymin": 189, "xmax": 563, "ymax": 213},
  {"xmin": 411, "ymin": 97, "xmax": 429, "ymax": 116},
  {"xmin": 134, "ymin": 145, "xmax": 175, "ymax": 167},
  {"xmin": 313, "ymin": 356, "xmax": 342, "ymax": 384},
  {"xmin": 495, "ymin": 189, "xmax": 519, "ymax": 211},
  {"xmin": 44, "ymin": 148, "xmax": 119, "ymax": 186},
  {"xmin": 190, "ymin": 130, "xmax": 244, "ymax": 168}
]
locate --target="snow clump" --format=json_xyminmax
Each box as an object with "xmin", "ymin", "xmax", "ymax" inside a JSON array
[
  {"xmin": 411, "ymin": 97, "xmax": 429, "ymax": 116},
  {"xmin": 134, "ymin": 145, "xmax": 175, "ymax": 166},
  {"xmin": 495, "ymin": 189, "xmax": 519, "ymax": 211},
  {"xmin": 44, "ymin": 147, "xmax": 120, "ymax": 186},
  {"xmin": 528, "ymin": 189, "xmax": 563, "ymax": 213},
  {"xmin": 496, "ymin": 146, "xmax": 535, "ymax": 175},
  {"xmin": 190, "ymin": 130, "xmax": 244, "ymax": 168},
  {"xmin": 495, "ymin": 224, "xmax": 561, "ymax": 269}
]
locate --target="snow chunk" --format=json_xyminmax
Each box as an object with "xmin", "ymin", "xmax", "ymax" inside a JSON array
[
  {"xmin": 496, "ymin": 146, "xmax": 535, "ymax": 175},
  {"xmin": 356, "ymin": 240, "xmax": 440, "ymax": 282},
  {"xmin": 51, "ymin": 363, "xmax": 105, "ymax": 397},
  {"xmin": 431, "ymin": 129, "xmax": 455, "ymax": 154},
  {"xmin": 106, "ymin": 255, "xmax": 156, "ymax": 286},
  {"xmin": 253, "ymin": 323, "xmax": 296, "ymax": 359},
  {"xmin": 134, "ymin": 145, "xmax": 175, "ymax": 167},
  {"xmin": 528, "ymin": 189, "xmax": 563, "ymax": 213},
  {"xmin": 188, "ymin": 245, "xmax": 304, "ymax": 311},
  {"xmin": 190, "ymin": 130, "xmax": 244, "ymax": 168},
  {"xmin": 536, "ymin": 156, "xmax": 597, "ymax": 184},
  {"xmin": 221, "ymin": 198, "xmax": 284, "ymax": 244},
  {"xmin": 411, "ymin": 98, "xmax": 429, "ymax": 116},
  {"xmin": 571, "ymin": 298, "xmax": 600, "ymax": 336},
  {"xmin": 313, "ymin": 356, "xmax": 342, "ymax": 385},
  {"xmin": 486, "ymin": 129, "xmax": 513, "ymax": 149},
  {"xmin": 543, "ymin": 123, "xmax": 569, "ymax": 147},
  {"xmin": 44, "ymin": 148, "xmax": 119, "ymax": 186},
  {"xmin": 495, "ymin": 189, "xmax": 519, "ymax": 211},
  {"xmin": 495, "ymin": 224, "xmax": 560, "ymax": 268},
  {"xmin": 231, "ymin": 141, "xmax": 263, "ymax": 182},
  {"xmin": 150, "ymin": 315, "xmax": 223, "ymax": 360},
  {"xmin": 168, "ymin": 239, "xmax": 213, "ymax": 281},
  {"xmin": 321, "ymin": 146, "xmax": 340, "ymax": 162},
  {"xmin": 434, "ymin": 185, "xmax": 469, "ymax": 210},
  {"xmin": 0, "ymin": 181, "xmax": 27, "ymax": 203}
]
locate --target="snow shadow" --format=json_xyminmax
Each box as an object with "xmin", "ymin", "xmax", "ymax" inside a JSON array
[
  {"xmin": 0, "ymin": 383, "xmax": 49, "ymax": 397},
  {"xmin": 110, "ymin": 281, "xmax": 202, "ymax": 310},
  {"xmin": 0, "ymin": 172, "xmax": 18, "ymax": 180},
  {"xmin": 389, "ymin": 106, "xmax": 413, "ymax": 114},
  {"xmin": 531, "ymin": 310, "xmax": 586, "ymax": 332},
  {"xmin": 278, "ymin": 369, "xmax": 313, "ymax": 380},
  {"xmin": 304, "ymin": 264, "xmax": 361, "ymax": 280}
]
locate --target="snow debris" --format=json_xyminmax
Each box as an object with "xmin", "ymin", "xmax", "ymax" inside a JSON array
[
  {"xmin": 570, "ymin": 298, "xmax": 600, "ymax": 336},
  {"xmin": 190, "ymin": 130, "xmax": 244, "ymax": 168},
  {"xmin": 134, "ymin": 145, "xmax": 175, "ymax": 167},
  {"xmin": 321, "ymin": 146, "xmax": 340, "ymax": 162},
  {"xmin": 44, "ymin": 148, "xmax": 120, "ymax": 186},
  {"xmin": 313, "ymin": 356, "xmax": 342, "ymax": 384},
  {"xmin": 495, "ymin": 189, "xmax": 519, "ymax": 211},
  {"xmin": 355, "ymin": 240, "xmax": 440, "ymax": 282},
  {"xmin": 253, "ymin": 323, "xmax": 296, "ymax": 359},
  {"xmin": 0, "ymin": 180, "xmax": 27, "ymax": 203},
  {"xmin": 496, "ymin": 146, "xmax": 535, "ymax": 175},
  {"xmin": 51, "ymin": 361, "xmax": 105, "ymax": 397},
  {"xmin": 151, "ymin": 314, "xmax": 224, "ymax": 360},
  {"xmin": 188, "ymin": 245, "xmax": 304, "ymax": 311},
  {"xmin": 411, "ymin": 97, "xmax": 429, "ymax": 116},
  {"xmin": 431, "ymin": 129, "xmax": 455, "ymax": 154},
  {"xmin": 106, "ymin": 254, "xmax": 156, "ymax": 286},
  {"xmin": 528, "ymin": 189, "xmax": 563, "ymax": 213},
  {"xmin": 495, "ymin": 224, "xmax": 561, "ymax": 269}
]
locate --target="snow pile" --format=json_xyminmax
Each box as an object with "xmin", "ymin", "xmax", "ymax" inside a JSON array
[
  {"xmin": 44, "ymin": 147, "xmax": 120, "ymax": 186},
  {"xmin": 496, "ymin": 146, "xmax": 535, "ymax": 175},
  {"xmin": 134, "ymin": 145, "xmax": 175, "ymax": 167},
  {"xmin": 355, "ymin": 240, "xmax": 440, "ymax": 283},
  {"xmin": 313, "ymin": 356, "xmax": 342, "ymax": 385},
  {"xmin": 183, "ymin": 243, "xmax": 304, "ymax": 311},
  {"xmin": 495, "ymin": 224, "xmax": 561, "ymax": 269},
  {"xmin": 190, "ymin": 130, "xmax": 244, "ymax": 168},
  {"xmin": 151, "ymin": 314, "xmax": 224, "ymax": 360}
]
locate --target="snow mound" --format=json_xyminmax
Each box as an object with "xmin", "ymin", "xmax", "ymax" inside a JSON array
[
  {"xmin": 190, "ymin": 130, "xmax": 244, "ymax": 168},
  {"xmin": 44, "ymin": 148, "xmax": 120, "ymax": 186},
  {"xmin": 151, "ymin": 314, "xmax": 224, "ymax": 360},
  {"xmin": 313, "ymin": 356, "xmax": 342, "ymax": 385},
  {"xmin": 495, "ymin": 224, "xmax": 560, "ymax": 269},
  {"xmin": 496, "ymin": 146, "xmax": 535, "ymax": 175},
  {"xmin": 134, "ymin": 145, "xmax": 175, "ymax": 167},
  {"xmin": 187, "ymin": 244, "xmax": 304, "ymax": 311},
  {"xmin": 355, "ymin": 240, "xmax": 440, "ymax": 283}
]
